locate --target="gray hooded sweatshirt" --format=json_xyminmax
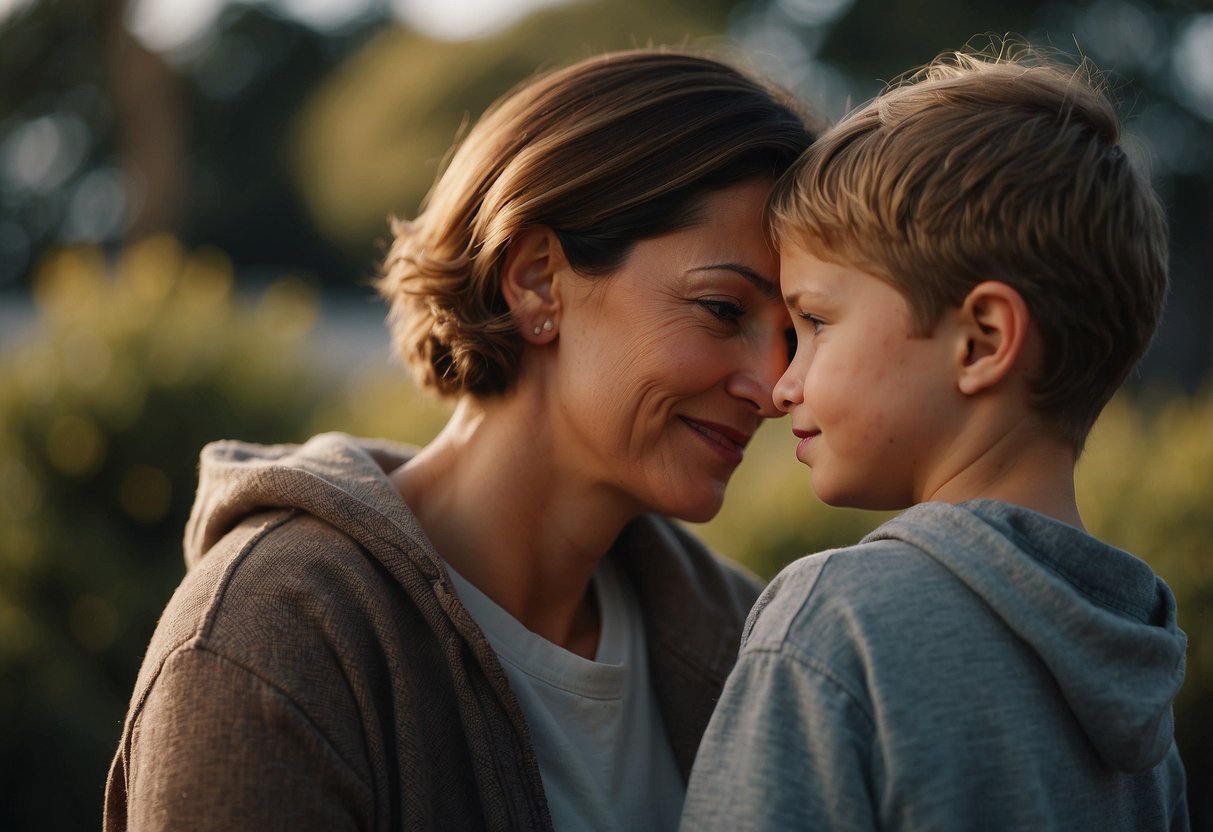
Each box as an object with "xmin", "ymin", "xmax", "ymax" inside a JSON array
[
  {"xmin": 104, "ymin": 433, "xmax": 761, "ymax": 831},
  {"xmin": 681, "ymin": 500, "xmax": 1188, "ymax": 831}
]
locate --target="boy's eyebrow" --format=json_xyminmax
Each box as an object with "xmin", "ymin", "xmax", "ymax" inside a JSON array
[
  {"xmin": 783, "ymin": 288, "xmax": 831, "ymax": 306},
  {"xmin": 689, "ymin": 263, "xmax": 780, "ymax": 300}
]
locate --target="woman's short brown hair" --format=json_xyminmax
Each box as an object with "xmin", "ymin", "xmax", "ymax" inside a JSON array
[
  {"xmin": 768, "ymin": 44, "xmax": 1169, "ymax": 449},
  {"xmin": 378, "ymin": 48, "xmax": 815, "ymax": 398}
]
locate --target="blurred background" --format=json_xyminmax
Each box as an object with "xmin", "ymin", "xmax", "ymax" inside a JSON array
[{"xmin": 0, "ymin": 0, "xmax": 1209, "ymax": 828}]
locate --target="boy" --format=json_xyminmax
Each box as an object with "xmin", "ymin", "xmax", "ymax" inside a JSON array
[{"xmin": 680, "ymin": 46, "xmax": 1189, "ymax": 830}]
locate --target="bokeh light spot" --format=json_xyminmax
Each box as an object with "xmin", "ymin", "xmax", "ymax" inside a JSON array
[
  {"xmin": 45, "ymin": 413, "xmax": 106, "ymax": 476},
  {"xmin": 119, "ymin": 464, "xmax": 173, "ymax": 524},
  {"xmin": 1173, "ymin": 13, "xmax": 1213, "ymax": 121},
  {"xmin": 115, "ymin": 233, "xmax": 183, "ymax": 304},
  {"xmin": 61, "ymin": 326, "xmax": 113, "ymax": 391},
  {"xmin": 258, "ymin": 275, "xmax": 319, "ymax": 339},
  {"xmin": 0, "ymin": 112, "xmax": 89, "ymax": 193},
  {"xmin": 31, "ymin": 246, "xmax": 109, "ymax": 321},
  {"xmin": 63, "ymin": 167, "xmax": 127, "ymax": 243}
]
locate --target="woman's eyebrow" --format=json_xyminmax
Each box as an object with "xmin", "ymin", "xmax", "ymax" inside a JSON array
[{"xmin": 689, "ymin": 263, "xmax": 780, "ymax": 300}]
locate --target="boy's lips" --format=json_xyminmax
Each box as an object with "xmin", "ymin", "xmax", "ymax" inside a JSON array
[
  {"xmin": 792, "ymin": 427, "xmax": 820, "ymax": 461},
  {"xmin": 680, "ymin": 417, "xmax": 753, "ymax": 464}
]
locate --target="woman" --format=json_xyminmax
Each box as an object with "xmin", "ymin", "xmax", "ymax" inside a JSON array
[{"xmin": 105, "ymin": 49, "xmax": 814, "ymax": 830}]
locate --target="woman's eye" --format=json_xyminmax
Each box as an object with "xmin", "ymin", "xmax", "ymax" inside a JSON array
[{"xmin": 698, "ymin": 299, "xmax": 745, "ymax": 322}]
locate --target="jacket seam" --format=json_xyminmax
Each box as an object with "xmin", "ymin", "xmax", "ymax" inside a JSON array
[
  {"xmin": 197, "ymin": 508, "xmax": 301, "ymax": 640},
  {"xmin": 742, "ymin": 641, "xmax": 877, "ymax": 734},
  {"xmin": 126, "ymin": 509, "xmax": 376, "ymax": 799},
  {"xmin": 121, "ymin": 508, "xmax": 301, "ymax": 782},
  {"xmin": 132, "ymin": 641, "xmax": 372, "ymax": 794}
]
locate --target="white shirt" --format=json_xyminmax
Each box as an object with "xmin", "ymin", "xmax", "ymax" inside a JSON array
[{"xmin": 447, "ymin": 557, "xmax": 685, "ymax": 831}]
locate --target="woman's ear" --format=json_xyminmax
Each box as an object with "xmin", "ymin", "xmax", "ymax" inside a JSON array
[
  {"xmin": 954, "ymin": 280, "xmax": 1032, "ymax": 396},
  {"xmin": 501, "ymin": 227, "xmax": 565, "ymax": 343}
]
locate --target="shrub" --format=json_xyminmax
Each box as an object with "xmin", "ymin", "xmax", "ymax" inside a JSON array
[{"xmin": 0, "ymin": 237, "xmax": 327, "ymax": 829}]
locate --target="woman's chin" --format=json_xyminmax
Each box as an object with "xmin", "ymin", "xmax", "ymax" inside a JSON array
[{"xmin": 658, "ymin": 488, "xmax": 726, "ymax": 524}]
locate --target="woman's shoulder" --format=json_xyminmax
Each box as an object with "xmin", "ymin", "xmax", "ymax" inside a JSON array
[
  {"xmin": 185, "ymin": 507, "xmax": 393, "ymax": 619},
  {"xmin": 139, "ymin": 508, "xmax": 416, "ymax": 705},
  {"xmin": 113, "ymin": 510, "xmax": 410, "ymax": 827},
  {"xmin": 614, "ymin": 514, "xmax": 763, "ymax": 613}
]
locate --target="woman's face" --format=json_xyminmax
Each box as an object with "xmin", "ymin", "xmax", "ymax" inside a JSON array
[{"xmin": 549, "ymin": 179, "xmax": 789, "ymax": 522}]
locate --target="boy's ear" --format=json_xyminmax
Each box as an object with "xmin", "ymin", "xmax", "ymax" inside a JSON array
[
  {"xmin": 953, "ymin": 280, "xmax": 1032, "ymax": 396},
  {"xmin": 500, "ymin": 226, "xmax": 565, "ymax": 343}
]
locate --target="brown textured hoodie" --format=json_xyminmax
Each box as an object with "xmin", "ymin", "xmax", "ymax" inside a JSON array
[{"xmin": 104, "ymin": 432, "xmax": 762, "ymax": 831}]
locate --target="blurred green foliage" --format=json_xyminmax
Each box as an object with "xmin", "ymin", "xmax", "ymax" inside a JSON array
[
  {"xmin": 290, "ymin": 0, "xmax": 722, "ymax": 251},
  {"xmin": 0, "ymin": 236, "xmax": 328, "ymax": 828},
  {"xmin": 1, "ymin": 239, "xmax": 1209, "ymax": 827}
]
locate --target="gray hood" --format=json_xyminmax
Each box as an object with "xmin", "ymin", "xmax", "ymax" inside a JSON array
[{"xmin": 864, "ymin": 500, "xmax": 1187, "ymax": 773}]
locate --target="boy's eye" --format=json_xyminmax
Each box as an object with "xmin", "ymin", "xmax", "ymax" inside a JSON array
[
  {"xmin": 785, "ymin": 327, "xmax": 797, "ymax": 361},
  {"xmin": 698, "ymin": 299, "xmax": 745, "ymax": 322},
  {"xmin": 800, "ymin": 313, "xmax": 824, "ymax": 336}
]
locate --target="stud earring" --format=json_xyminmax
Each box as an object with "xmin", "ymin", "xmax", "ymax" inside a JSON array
[
  {"xmin": 533, "ymin": 324, "xmax": 542, "ymax": 336},
  {"xmin": 533, "ymin": 319, "xmax": 553, "ymax": 336}
]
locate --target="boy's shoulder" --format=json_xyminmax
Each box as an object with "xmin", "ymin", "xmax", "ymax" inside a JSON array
[
  {"xmin": 741, "ymin": 499, "xmax": 1165, "ymax": 665},
  {"xmin": 753, "ymin": 501, "xmax": 982, "ymax": 603},
  {"xmin": 741, "ymin": 514, "xmax": 956, "ymax": 657},
  {"xmin": 742, "ymin": 500, "xmax": 1183, "ymax": 712},
  {"xmin": 735, "ymin": 499, "xmax": 1187, "ymax": 785}
]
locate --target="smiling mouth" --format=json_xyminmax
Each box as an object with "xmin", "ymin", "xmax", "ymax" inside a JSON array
[{"xmin": 681, "ymin": 417, "xmax": 751, "ymax": 463}]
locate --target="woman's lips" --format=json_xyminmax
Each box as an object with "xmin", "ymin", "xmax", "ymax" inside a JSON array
[{"xmin": 681, "ymin": 417, "xmax": 751, "ymax": 465}]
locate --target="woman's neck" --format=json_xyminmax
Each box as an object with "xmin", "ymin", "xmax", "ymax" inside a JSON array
[{"xmin": 390, "ymin": 395, "xmax": 635, "ymax": 657}]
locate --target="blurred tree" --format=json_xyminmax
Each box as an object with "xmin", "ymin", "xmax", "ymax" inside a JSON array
[
  {"xmin": 0, "ymin": 0, "xmax": 740, "ymax": 295},
  {"xmin": 105, "ymin": 0, "xmax": 188, "ymax": 240},
  {"xmin": 0, "ymin": 0, "xmax": 376, "ymax": 291},
  {"xmin": 0, "ymin": 236, "xmax": 328, "ymax": 829},
  {"xmin": 178, "ymin": 4, "xmax": 376, "ymax": 284},
  {"xmin": 0, "ymin": 0, "xmax": 117, "ymax": 286},
  {"xmin": 289, "ymin": 0, "xmax": 726, "ymax": 255}
]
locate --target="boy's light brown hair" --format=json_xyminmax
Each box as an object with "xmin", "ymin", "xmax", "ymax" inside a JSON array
[{"xmin": 768, "ymin": 41, "xmax": 1169, "ymax": 449}]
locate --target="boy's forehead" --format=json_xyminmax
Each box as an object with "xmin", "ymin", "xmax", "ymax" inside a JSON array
[
  {"xmin": 779, "ymin": 248, "xmax": 845, "ymax": 300},
  {"xmin": 781, "ymin": 283, "xmax": 833, "ymax": 303}
]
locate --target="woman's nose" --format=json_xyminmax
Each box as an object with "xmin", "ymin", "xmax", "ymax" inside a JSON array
[{"xmin": 727, "ymin": 330, "xmax": 791, "ymax": 419}]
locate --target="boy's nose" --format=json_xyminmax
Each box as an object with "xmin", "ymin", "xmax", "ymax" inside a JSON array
[{"xmin": 773, "ymin": 362, "xmax": 803, "ymax": 414}]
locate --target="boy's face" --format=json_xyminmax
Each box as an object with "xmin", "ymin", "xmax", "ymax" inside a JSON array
[{"xmin": 774, "ymin": 245, "xmax": 966, "ymax": 510}]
